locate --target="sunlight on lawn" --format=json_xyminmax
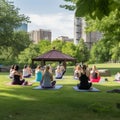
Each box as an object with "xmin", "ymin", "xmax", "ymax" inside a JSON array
[{"xmin": 0, "ymin": 92, "xmax": 37, "ymax": 101}]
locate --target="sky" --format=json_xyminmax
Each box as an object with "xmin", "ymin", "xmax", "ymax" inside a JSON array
[{"xmin": 13, "ymin": 0, "xmax": 75, "ymax": 40}]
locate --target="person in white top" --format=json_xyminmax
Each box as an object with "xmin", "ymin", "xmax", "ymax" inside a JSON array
[
  {"xmin": 55, "ymin": 65, "xmax": 63, "ymax": 79},
  {"xmin": 23, "ymin": 65, "xmax": 31, "ymax": 78},
  {"xmin": 115, "ymin": 72, "xmax": 120, "ymax": 81},
  {"xmin": 9, "ymin": 65, "xmax": 15, "ymax": 79}
]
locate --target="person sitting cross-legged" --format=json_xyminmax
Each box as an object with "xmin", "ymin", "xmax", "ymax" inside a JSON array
[
  {"xmin": 114, "ymin": 72, "xmax": 120, "ymax": 81},
  {"xmin": 55, "ymin": 66, "xmax": 63, "ymax": 79},
  {"xmin": 12, "ymin": 65, "xmax": 28, "ymax": 85},
  {"xmin": 41, "ymin": 65, "xmax": 56, "ymax": 88},
  {"xmin": 23, "ymin": 65, "xmax": 31, "ymax": 78},
  {"xmin": 77, "ymin": 65, "xmax": 92, "ymax": 90},
  {"xmin": 90, "ymin": 65, "xmax": 100, "ymax": 82},
  {"xmin": 35, "ymin": 65, "xmax": 42, "ymax": 83}
]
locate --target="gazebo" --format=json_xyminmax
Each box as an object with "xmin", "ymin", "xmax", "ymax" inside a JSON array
[{"xmin": 32, "ymin": 48, "xmax": 76, "ymax": 67}]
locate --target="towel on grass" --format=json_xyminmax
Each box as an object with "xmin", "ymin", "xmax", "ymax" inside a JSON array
[
  {"xmin": 73, "ymin": 86, "xmax": 100, "ymax": 92},
  {"xmin": 33, "ymin": 85, "xmax": 63, "ymax": 90}
]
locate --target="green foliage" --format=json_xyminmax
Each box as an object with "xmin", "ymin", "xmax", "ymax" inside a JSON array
[
  {"xmin": 0, "ymin": 31, "xmax": 31, "ymax": 65},
  {"xmin": 60, "ymin": 0, "xmax": 76, "ymax": 11},
  {"xmin": 62, "ymin": 42, "xmax": 76, "ymax": 57},
  {"xmin": 0, "ymin": 0, "xmax": 30, "ymax": 47},
  {"xmin": 13, "ymin": 31, "xmax": 32, "ymax": 55},
  {"xmin": 75, "ymin": 39, "xmax": 89, "ymax": 63},
  {"xmin": 86, "ymin": 9, "xmax": 120, "ymax": 43},
  {"xmin": 62, "ymin": 0, "xmax": 120, "ymax": 19},
  {"xmin": 18, "ymin": 44, "xmax": 40, "ymax": 65},
  {"xmin": 0, "ymin": 47, "xmax": 16, "ymax": 65},
  {"xmin": 37, "ymin": 40, "xmax": 51, "ymax": 54},
  {"xmin": 89, "ymin": 40, "xmax": 111, "ymax": 63},
  {"xmin": 86, "ymin": 9, "xmax": 120, "ymax": 63},
  {"xmin": 110, "ymin": 42, "xmax": 120, "ymax": 62},
  {"xmin": 51, "ymin": 40, "xmax": 64, "ymax": 51}
]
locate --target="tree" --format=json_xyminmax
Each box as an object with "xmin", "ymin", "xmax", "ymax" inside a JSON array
[
  {"xmin": 51, "ymin": 40, "xmax": 64, "ymax": 51},
  {"xmin": 0, "ymin": 0, "xmax": 29, "ymax": 47},
  {"xmin": 0, "ymin": 31, "xmax": 31, "ymax": 65},
  {"xmin": 75, "ymin": 39, "xmax": 89, "ymax": 63},
  {"xmin": 37, "ymin": 40, "xmax": 51, "ymax": 54},
  {"xmin": 61, "ymin": 0, "xmax": 120, "ymax": 19},
  {"xmin": 110, "ymin": 42, "xmax": 120, "ymax": 62},
  {"xmin": 86, "ymin": 9, "xmax": 120, "ymax": 43},
  {"xmin": 0, "ymin": 46, "xmax": 16, "ymax": 65},
  {"xmin": 18, "ymin": 44, "xmax": 40, "ymax": 65},
  {"xmin": 62, "ymin": 42, "xmax": 76, "ymax": 57},
  {"xmin": 89, "ymin": 40, "xmax": 111, "ymax": 63},
  {"xmin": 13, "ymin": 31, "xmax": 32, "ymax": 55}
]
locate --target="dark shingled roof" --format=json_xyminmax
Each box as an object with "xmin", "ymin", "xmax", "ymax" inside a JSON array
[{"xmin": 32, "ymin": 49, "xmax": 76, "ymax": 62}]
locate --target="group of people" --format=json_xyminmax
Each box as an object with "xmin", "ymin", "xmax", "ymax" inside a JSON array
[
  {"xmin": 9, "ymin": 64, "xmax": 56, "ymax": 88},
  {"xmin": 9, "ymin": 62, "xmax": 67, "ymax": 88},
  {"xmin": 74, "ymin": 64, "xmax": 100, "ymax": 90},
  {"xmin": 9, "ymin": 64, "xmax": 32, "ymax": 79},
  {"xmin": 8, "ymin": 63, "xmax": 119, "ymax": 89},
  {"xmin": 9, "ymin": 65, "xmax": 29, "ymax": 85},
  {"xmin": 34, "ymin": 63, "xmax": 66, "ymax": 88}
]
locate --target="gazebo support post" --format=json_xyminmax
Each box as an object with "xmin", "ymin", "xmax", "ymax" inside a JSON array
[{"xmin": 31, "ymin": 60, "xmax": 34, "ymax": 69}]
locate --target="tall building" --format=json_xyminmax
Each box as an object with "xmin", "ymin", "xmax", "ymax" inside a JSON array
[
  {"xmin": 29, "ymin": 29, "xmax": 52, "ymax": 44},
  {"xmin": 15, "ymin": 23, "xmax": 28, "ymax": 32},
  {"xmin": 74, "ymin": 17, "xmax": 102, "ymax": 49},
  {"xmin": 74, "ymin": 17, "xmax": 82, "ymax": 45}
]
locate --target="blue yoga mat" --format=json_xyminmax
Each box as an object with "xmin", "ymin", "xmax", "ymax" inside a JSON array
[
  {"xmin": 73, "ymin": 86, "xmax": 100, "ymax": 92},
  {"xmin": 33, "ymin": 85, "xmax": 63, "ymax": 90}
]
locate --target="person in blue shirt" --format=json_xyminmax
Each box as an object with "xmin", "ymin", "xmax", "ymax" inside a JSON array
[{"xmin": 35, "ymin": 65, "xmax": 43, "ymax": 83}]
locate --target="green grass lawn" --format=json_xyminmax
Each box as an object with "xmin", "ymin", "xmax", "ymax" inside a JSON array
[{"xmin": 0, "ymin": 63, "xmax": 120, "ymax": 120}]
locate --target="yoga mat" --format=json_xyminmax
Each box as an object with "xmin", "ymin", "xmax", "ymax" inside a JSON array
[
  {"xmin": 33, "ymin": 85, "xmax": 63, "ymax": 90},
  {"xmin": 73, "ymin": 86, "xmax": 100, "ymax": 92}
]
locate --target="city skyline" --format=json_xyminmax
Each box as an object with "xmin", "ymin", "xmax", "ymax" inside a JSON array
[{"xmin": 13, "ymin": 0, "xmax": 75, "ymax": 40}]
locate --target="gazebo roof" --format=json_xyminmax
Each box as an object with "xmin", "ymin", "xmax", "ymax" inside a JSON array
[{"xmin": 32, "ymin": 49, "xmax": 76, "ymax": 62}]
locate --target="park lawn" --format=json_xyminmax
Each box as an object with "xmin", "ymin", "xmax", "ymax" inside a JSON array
[{"xmin": 0, "ymin": 63, "xmax": 120, "ymax": 120}]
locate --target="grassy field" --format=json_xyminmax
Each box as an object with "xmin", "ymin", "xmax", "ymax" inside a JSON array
[{"xmin": 0, "ymin": 63, "xmax": 120, "ymax": 120}]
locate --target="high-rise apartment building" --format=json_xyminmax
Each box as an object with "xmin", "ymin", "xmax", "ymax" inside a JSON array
[
  {"xmin": 74, "ymin": 17, "xmax": 102, "ymax": 49},
  {"xmin": 29, "ymin": 29, "xmax": 51, "ymax": 44},
  {"xmin": 15, "ymin": 23, "xmax": 28, "ymax": 32}
]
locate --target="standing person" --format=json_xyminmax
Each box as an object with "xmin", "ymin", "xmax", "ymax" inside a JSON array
[
  {"xmin": 77, "ymin": 65, "xmax": 92, "ymax": 90},
  {"xmin": 35, "ymin": 65, "xmax": 42, "ymax": 82},
  {"xmin": 12, "ymin": 65, "xmax": 28, "ymax": 85},
  {"xmin": 41, "ymin": 65, "xmax": 56, "ymax": 88}
]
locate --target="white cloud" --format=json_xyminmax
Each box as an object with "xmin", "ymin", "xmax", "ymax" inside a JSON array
[{"xmin": 27, "ymin": 13, "xmax": 74, "ymax": 40}]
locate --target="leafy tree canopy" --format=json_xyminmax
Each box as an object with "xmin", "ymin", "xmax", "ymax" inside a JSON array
[
  {"xmin": 0, "ymin": 0, "xmax": 30, "ymax": 47},
  {"xmin": 61, "ymin": 0, "xmax": 120, "ymax": 19}
]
